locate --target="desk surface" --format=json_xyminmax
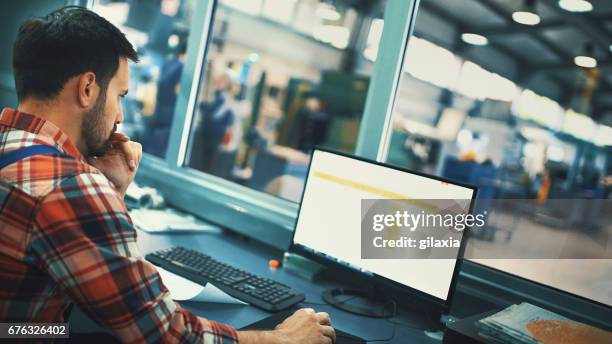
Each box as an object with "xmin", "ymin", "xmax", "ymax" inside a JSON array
[{"xmin": 137, "ymin": 229, "xmax": 440, "ymax": 343}]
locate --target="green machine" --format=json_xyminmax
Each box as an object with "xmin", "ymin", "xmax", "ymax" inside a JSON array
[
  {"xmin": 318, "ymin": 70, "xmax": 370, "ymax": 117},
  {"xmin": 318, "ymin": 71, "xmax": 370, "ymax": 152},
  {"xmin": 278, "ymin": 71, "xmax": 370, "ymax": 152}
]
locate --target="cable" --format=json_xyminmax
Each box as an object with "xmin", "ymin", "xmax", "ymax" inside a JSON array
[
  {"xmin": 385, "ymin": 318, "xmax": 425, "ymax": 331},
  {"xmin": 301, "ymin": 295, "xmax": 359, "ymax": 307}
]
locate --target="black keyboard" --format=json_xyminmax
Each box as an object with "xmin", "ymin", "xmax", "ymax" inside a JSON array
[{"xmin": 146, "ymin": 246, "xmax": 305, "ymax": 312}]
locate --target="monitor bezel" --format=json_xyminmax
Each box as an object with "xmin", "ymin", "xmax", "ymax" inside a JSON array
[{"xmin": 288, "ymin": 147, "xmax": 478, "ymax": 311}]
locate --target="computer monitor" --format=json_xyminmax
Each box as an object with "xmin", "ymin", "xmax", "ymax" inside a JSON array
[{"xmin": 290, "ymin": 148, "xmax": 477, "ymax": 312}]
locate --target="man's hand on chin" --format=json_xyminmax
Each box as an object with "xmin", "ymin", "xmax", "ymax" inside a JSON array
[{"xmin": 89, "ymin": 132, "xmax": 143, "ymax": 198}]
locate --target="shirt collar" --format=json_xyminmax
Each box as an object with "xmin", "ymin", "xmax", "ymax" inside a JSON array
[{"xmin": 0, "ymin": 107, "xmax": 85, "ymax": 160}]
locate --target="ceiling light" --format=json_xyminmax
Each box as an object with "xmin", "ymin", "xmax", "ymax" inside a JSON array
[
  {"xmin": 558, "ymin": 0, "xmax": 593, "ymax": 13},
  {"xmin": 315, "ymin": 3, "xmax": 341, "ymax": 21},
  {"xmin": 575, "ymin": 43, "xmax": 597, "ymax": 68},
  {"xmin": 513, "ymin": 0, "xmax": 540, "ymax": 26},
  {"xmin": 461, "ymin": 33, "xmax": 488, "ymax": 46},
  {"xmin": 609, "ymin": 44, "xmax": 612, "ymax": 53},
  {"xmin": 513, "ymin": 11, "xmax": 541, "ymax": 25},
  {"xmin": 574, "ymin": 56, "xmax": 597, "ymax": 68}
]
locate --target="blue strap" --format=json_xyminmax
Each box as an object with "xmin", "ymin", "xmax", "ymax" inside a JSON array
[{"xmin": 0, "ymin": 145, "xmax": 71, "ymax": 169}]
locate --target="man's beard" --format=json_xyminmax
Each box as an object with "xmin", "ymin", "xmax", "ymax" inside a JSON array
[{"xmin": 82, "ymin": 90, "xmax": 113, "ymax": 157}]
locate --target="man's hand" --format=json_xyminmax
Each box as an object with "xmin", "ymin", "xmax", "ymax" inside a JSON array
[
  {"xmin": 238, "ymin": 308, "xmax": 336, "ymax": 344},
  {"xmin": 89, "ymin": 133, "xmax": 142, "ymax": 197},
  {"xmin": 275, "ymin": 308, "xmax": 336, "ymax": 344}
]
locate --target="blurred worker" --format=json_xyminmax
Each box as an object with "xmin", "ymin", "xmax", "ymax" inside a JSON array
[
  {"xmin": 0, "ymin": 7, "xmax": 334, "ymax": 344},
  {"xmin": 537, "ymin": 148, "xmax": 551, "ymax": 203},
  {"xmin": 146, "ymin": 0, "xmax": 182, "ymax": 66},
  {"xmin": 602, "ymin": 175, "xmax": 612, "ymax": 199},
  {"xmin": 196, "ymin": 73, "xmax": 238, "ymax": 172},
  {"xmin": 144, "ymin": 40, "xmax": 187, "ymax": 157},
  {"xmin": 295, "ymin": 92, "xmax": 329, "ymax": 152}
]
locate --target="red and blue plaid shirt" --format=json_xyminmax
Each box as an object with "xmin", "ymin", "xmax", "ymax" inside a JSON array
[{"xmin": 0, "ymin": 108, "xmax": 238, "ymax": 343}]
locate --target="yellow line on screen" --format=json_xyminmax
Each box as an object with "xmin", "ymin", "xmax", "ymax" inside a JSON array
[{"xmin": 312, "ymin": 171, "xmax": 440, "ymax": 211}]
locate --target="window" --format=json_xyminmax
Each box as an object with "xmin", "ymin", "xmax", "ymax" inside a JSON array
[
  {"xmin": 456, "ymin": 61, "xmax": 519, "ymax": 101},
  {"xmin": 384, "ymin": 0, "xmax": 612, "ymax": 307},
  {"xmin": 183, "ymin": 0, "xmax": 385, "ymax": 203},
  {"xmin": 563, "ymin": 109, "xmax": 596, "ymax": 141},
  {"xmin": 262, "ymin": 0, "xmax": 296, "ymax": 24},
  {"xmin": 363, "ymin": 18, "xmax": 384, "ymax": 62},
  {"xmin": 94, "ymin": 0, "xmax": 194, "ymax": 159},
  {"xmin": 405, "ymin": 37, "xmax": 462, "ymax": 90},
  {"xmin": 512, "ymin": 89, "xmax": 564, "ymax": 130},
  {"xmin": 101, "ymin": 0, "xmax": 611, "ymax": 311},
  {"xmin": 223, "ymin": 0, "xmax": 263, "ymax": 15},
  {"xmin": 594, "ymin": 125, "xmax": 612, "ymax": 147}
]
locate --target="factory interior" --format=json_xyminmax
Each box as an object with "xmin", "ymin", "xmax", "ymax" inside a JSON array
[{"xmin": 86, "ymin": 0, "xmax": 612, "ymax": 306}]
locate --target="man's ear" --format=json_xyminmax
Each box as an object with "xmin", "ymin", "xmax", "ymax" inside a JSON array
[{"xmin": 77, "ymin": 72, "xmax": 98, "ymax": 108}]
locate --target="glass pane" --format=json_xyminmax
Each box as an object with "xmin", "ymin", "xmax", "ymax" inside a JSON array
[
  {"xmin": 385, "ymin": 0, "xmax": 612, "ymax": 306},
  {"xmin": 185, "ymin": 0, "xmax": 387, "ymax": 203},
  {"xmin": 94, "ymin": 0, "xmax": 195, "ymax": 159}
]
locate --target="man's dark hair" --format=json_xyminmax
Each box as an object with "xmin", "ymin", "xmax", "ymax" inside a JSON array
[{"xmin": 13, "ymin": 6, "xmax": 139, "ymax": 102}]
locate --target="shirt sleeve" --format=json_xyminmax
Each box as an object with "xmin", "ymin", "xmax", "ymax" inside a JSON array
[{"xmin": 30, "ymin": 172, "xmax": 238, "ymax": 344}]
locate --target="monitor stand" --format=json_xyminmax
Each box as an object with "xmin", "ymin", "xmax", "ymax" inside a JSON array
[
  {"xmin": 323, "ymin": 287, "xmax": 447, "ymax": 341},
  {"xmin": 322, "ymin": 288, "xmax": 395, "ymax": 318}
]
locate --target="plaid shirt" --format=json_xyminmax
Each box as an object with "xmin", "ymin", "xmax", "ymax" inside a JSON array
[{"xmin": 0, "ymin": 108, "xmax": 238, "ymax": 343}]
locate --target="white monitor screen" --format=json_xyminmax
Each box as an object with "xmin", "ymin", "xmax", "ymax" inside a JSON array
[{"xmin": 293, "ymin": 150, "xmax": 475, "ymax": 301}]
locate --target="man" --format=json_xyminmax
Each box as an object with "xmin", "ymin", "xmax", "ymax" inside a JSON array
[{"xmin": 0, "ymin": 6, "xmax": 335, "ymax": 344}]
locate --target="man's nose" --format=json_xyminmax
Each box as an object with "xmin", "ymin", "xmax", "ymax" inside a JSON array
[{"xmin": 117, "ymin": 109, "xmax": 124, "ymax": 125}]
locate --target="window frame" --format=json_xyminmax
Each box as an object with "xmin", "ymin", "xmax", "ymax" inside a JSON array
[
  {"xmin": 135, "ymin": 0, "xmax": 420, "ymax": 246},
  {"xmin": 164, "ymin": 0, "xmax": 215, "ymax": 167}
]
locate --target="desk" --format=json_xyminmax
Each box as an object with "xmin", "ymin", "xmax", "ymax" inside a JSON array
[{"xmin": 136, "ymin": 229, "xmax": 439, "ymax": 343}]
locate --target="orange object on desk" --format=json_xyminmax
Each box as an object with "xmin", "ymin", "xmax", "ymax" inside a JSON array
[{"xmin": 268, "ymin": 259, "xmax": 280, "ymax": 269}]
